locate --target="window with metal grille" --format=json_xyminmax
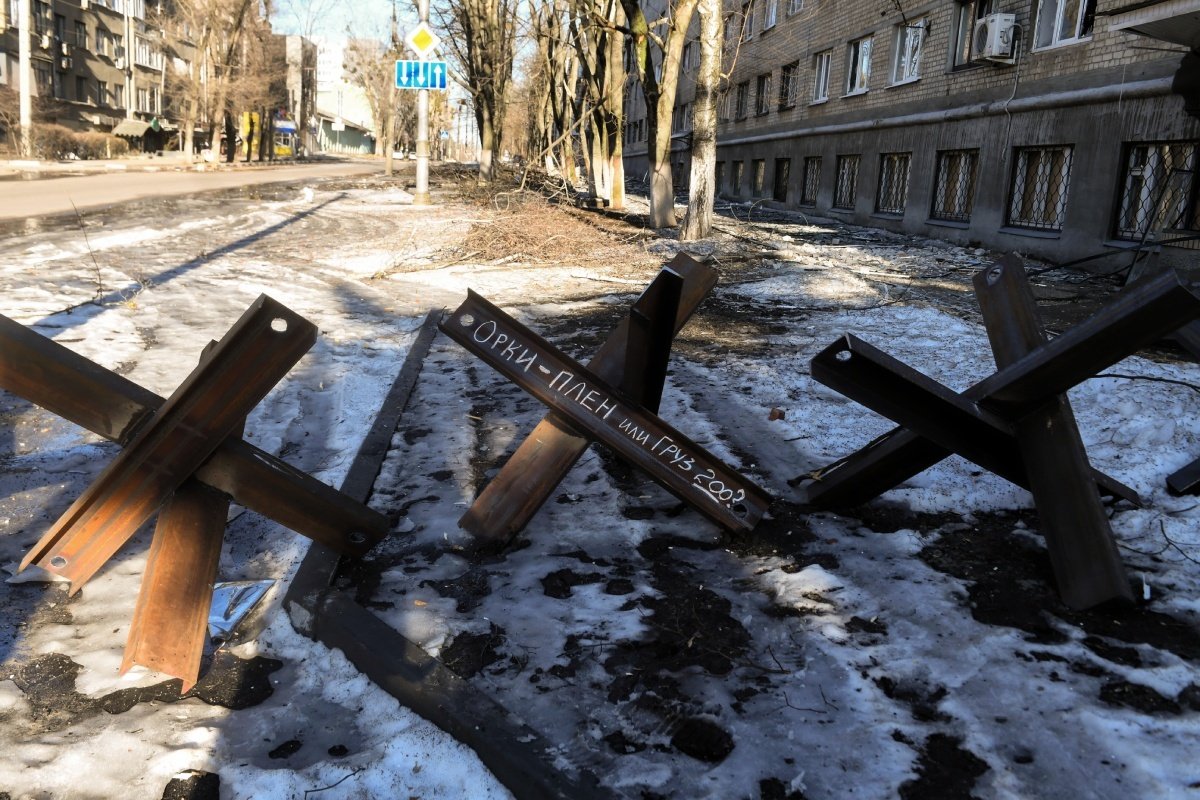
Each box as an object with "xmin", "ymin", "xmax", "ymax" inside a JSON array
[
  {"xmin": 801, "ymin": 156, "xmax": 821, "ymax": 205},
  {"xmin": 732, "ymin": 161, "xmax": 744, "ymax": 194},
  {"xmin": 735, "ymin": 81, "xmax": 749, "ymax": 119},
  {"xmin": 834, "ymin": 155, "xmax": 860, "ymax": 209},
  {"xmin": 1007, "ymin": 145, "xmax": 1073, "ymax": 231},
  {"xmin": 876, "ymin": 152, "xmax": 911, "ymax": 214},
  {"xmin": 931, "ymin": 149, "xmax": 979, "ymax": 222},
  {"xmin": 755, "ymin": 74, "xmax": 772, "ymax": 115},
  {"xmin": 1114, "ymin": 142, "xmax": 1200, "ymax": 242},
  {"xmin": 752, "ymin": 159, "xmax": 766, "ymax": 195},
  {"xmin": 774, "ymin": 158, "xmax": 790, "ymax": 202},
  {"xmin": 779, "ymin": 61, "xmax": 799, "ymax": 109}
]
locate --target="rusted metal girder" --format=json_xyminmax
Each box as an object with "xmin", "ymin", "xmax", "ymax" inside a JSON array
[
  {"xmin": 121, "ymin": 478, "xmax": 228, "ymax": 692},
  {"xmin": 805, "ymin": 267, "xmax": 1200, "ymax": 508},
  {"xmin": 457, "ymin": 254, "xmax": 719, "ymax": 541},
  {"xmin": 974, "ymin": 258, "xmax": 1130, "ymax": 607},
  {"xmin": 21, "ymin": 296, "xmax": 316, "ymax": 591},
  {"xmin": 441, "ymin": 290, "xmax": 771, "ymax": 533},
  {"xmin": 0, "ymin": 312, "xmax": 387, "ymax": 555}
]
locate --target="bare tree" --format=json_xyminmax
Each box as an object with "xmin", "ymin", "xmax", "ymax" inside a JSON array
[
  {"xmin": 571, "ymin": 0, "xmax": 626, "ymax": 207},
  {"xmin": 680, "ymin": 0, "xmax": 722, "ymax": 239},
  {"xmin": 438, "ymin": 0, "xmax": 518, "ymax": 182},
  {"xmin": 620, "ymin": 0, "xmax": 698, "ymax": 227}
]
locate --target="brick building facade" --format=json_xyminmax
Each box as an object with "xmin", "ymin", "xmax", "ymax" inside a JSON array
[{"xmin": 625, "ymin": 0, "xmax": 1200, "ymax": 268}]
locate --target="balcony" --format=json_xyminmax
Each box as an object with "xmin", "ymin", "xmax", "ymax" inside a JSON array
[{"xmin": 1106, "ymin": 0, "xmax": 1200, "ymax": 48}]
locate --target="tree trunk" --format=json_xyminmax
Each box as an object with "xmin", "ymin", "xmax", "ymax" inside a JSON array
[
  {"xmin": 681, "ymin": 0, "xmax": 722, "ymax": 240},
  {"xmin": 606, "ymin": 9, "xmax": 625, "ymax": 210},
  {"xmin": 479, "ymin": 106, "xmax": 496, "ymax": 182},
  {"xmin": 224, "ymin": 112, "xmax": 236, "ymax": 163}
]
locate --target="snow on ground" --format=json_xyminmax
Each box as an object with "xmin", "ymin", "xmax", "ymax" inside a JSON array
[{"xmin": 2, "ymin": 174, "xmax": 1200, "ymax": 799}]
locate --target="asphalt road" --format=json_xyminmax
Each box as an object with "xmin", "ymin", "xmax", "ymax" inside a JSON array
[{"xmin": 0, "ymin": 159, "xmax": 385, "ymax": 221}]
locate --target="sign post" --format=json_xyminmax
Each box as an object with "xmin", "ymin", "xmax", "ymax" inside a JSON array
[{"xmin": 405, "ymin": 14, "xmax": 438, "ymax": 206}]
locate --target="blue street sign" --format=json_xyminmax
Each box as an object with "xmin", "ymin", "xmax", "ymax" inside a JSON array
[{"xmin": 395, "ymin": 60, "xmax": 448, "ymax": 90}]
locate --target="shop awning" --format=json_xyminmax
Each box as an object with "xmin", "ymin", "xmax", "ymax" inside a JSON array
[{"xmin": 112, "ymin": 119, "xmax": 152, "ymax": 137}]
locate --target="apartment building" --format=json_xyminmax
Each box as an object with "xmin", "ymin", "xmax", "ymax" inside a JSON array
[
  {"xmin": 0, "ymin": 0, "xmax": 173, "ymax": 146},
  {"xmin": 626, "ymin": 0, "xmax": 1200, "ymax": 268}
]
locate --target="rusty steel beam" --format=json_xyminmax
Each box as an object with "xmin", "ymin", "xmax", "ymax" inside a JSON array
[
  {"xmin": 803, "ymin": 267, "xmax": 1200, "ymax": 509},
  {"xmin": 457, "ymin": 254, "xmax": 718, "ymax": 541},
  {"xmin": 21, "ymin": 295, "xmax": 316, "ymax": 591},
  {"xmin": 0, "ymin": 312, "xmax": 387, "ymax": 555},
  {"xmin": 442, "ymin": 290, "xmax": 770, "ymax": 533},
  {"xmin": 622, "ymin": 267, "xmax": 683, "ymax": 415},
  {"xmin": 121, "ymin": 479, "xmax": 228, "ymax": 692},
  {"xmin": 974, "ymin": 258, "xmax": 1131, "ymax": 608}
]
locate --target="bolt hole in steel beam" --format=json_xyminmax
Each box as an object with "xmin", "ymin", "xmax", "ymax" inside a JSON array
[{"xmin": 271, "ymin": 317, "xmax": 289, "ymax": 332}]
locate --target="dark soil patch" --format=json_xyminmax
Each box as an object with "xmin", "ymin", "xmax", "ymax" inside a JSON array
[
  {"xmin": 160, "ymin": 770, "xmax": 219, "ymax": 800},
  {"xmin": 921, "ymin": 525, "xmax": 1200, "ymax": 663},
  {"xmin": 541, "ymin": 568, "xmax": 604, "ymax": 599},
  {"xmin": 669, "ymin": 716, "xmax": 735, "ymax": 763},
  {"xmin": 423, "ymin": 566, "xmax": 493, "ymax": 612},
  {"xmin": 759, "ymin": 776, "xmax": 808, "ymax": 800},
  {"xmin": 899, "ymin": 733, "xmax": 990, "ymax": 800},
  {"xmin": 1098, "ymin": 680, "xmax": 1182, "ymax": 715},
  {"xmin": 11, "ymin": 651, "xmax": 282, "ymax": 733},
  {"xmin": 441, "ymin": 623, "xmax": 507, "ymax": 679},
  {"xmin": 267, "ymin": 739, "xmax": 303, "ymax": 759},
  {"xmin": 874, "ymin": 675, "xmax": 950, "ymax": 723}
]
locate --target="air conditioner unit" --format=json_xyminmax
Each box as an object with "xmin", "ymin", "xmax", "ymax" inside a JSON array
[
  {"xmin": 60, "ymin": 42, "xmax": 71, "ymax": 56},
  {"xmin": 114, "ymin": 57, "xmax": 125, "ymax": 69},
  {"xmin": 973, "ymin": 13, "xmax": 1016, "ymax": 63},
  {"xmin": 60, "ymin": 57, "xmax": 72, "ymax": 70},
  {"xmin": 80, "ymin": 0, "xmax": 89, "ymax": 7},
  {"xmin": 40, "ymin": 34, "xmax": 52, "ymax": 49}
]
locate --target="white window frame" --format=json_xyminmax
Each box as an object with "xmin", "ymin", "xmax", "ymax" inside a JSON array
[
  {"xmin": 780, "ymin": 61, "xmax": 799, "ymax": 108},
  {"xmin": 845, "ymin": 36, "xmax": 872, "ymax": 95},
  {"xmin": 812, "ymin": 50, "xmax": 831, "ymax": 103},
  {"xmin": 742, "ymin": 0, "xmax": 756, "ymax": 40},
  {"xmin": 763, "ymin": 0, "xmax": 778, "ymax": 30},
  {"xmin": 787, "ymin": 0, "xmax": 803, "ymax": 14},
  {"xmin": 891, "ymin": 18, "xmax": 925, "ymax": 85},
  {"xmin": 755, "ymin": 73, "xmax": 772, "ymax": 115},
  {"xmin": 1033, "ymin": 0, "xmax": 1096, "ymax": 50}
]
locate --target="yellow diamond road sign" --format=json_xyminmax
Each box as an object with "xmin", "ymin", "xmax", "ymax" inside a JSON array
[{"xmin": 406, "ymin": 23, "xmax": 440, "ymax": 57}]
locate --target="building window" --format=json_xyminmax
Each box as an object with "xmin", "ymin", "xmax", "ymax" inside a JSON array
[
  {"xmin": 74, "ymin": 20, "xmax": 87, "ymax": 50},
  {"xmin": 952, "ymin": 0, "xmax": 994, "ymax": 67},
  {"xmin": 97, "ymin": 79, "xmax": 108, "ymax": 106},
  {"xmin": 876, "ymin": 152, "xmax": 911, "ymax": 214},
  {"xmin": 113, "ymin": 33, "xmax": 125, "ymax": 60},
  {"xmin": 763, "ymin": 0, "xmax": 778, "ymax": 30},
  {"xmin": 755, "ymin": 73, "xmax": 772, "ymax": 116},
  {"xmin": 801, "ymin": 157, "xmax": 821, "ymax": 205},
  {"xmin": 931, "ymin": 149, "xmax": 979, "ymax": 222},
  {"xmin": 54, "ymin": 12, "xmax": 65, "ymax": 40},
  {"xmin": 719, "ymin": 93, "xmax": 731, "ymax": 122},
  {"xmin": 1008, "ymin": 145, "xmax": 1073, "ymax": 231},
  {"xmin": 1034, "ymin": 0, "xmax": 1096, "ymax": 49},
  {"xmin": 834, "ymin": 155, "xmax": 860, "ymax": 209},
  {"xmin": 891, "ymin": 19, "xmax": 926, "ymax": 84},
  {"xmin": 812, "ymin": 51, "xmax": 831, "ymax": 102},
  {"xmin": 682, "ymin": 41, "xmax": 695, "ymax": 70},
  {"xmin": 752, "ymin": 159, "xmax": 766, "ymax": 195},
  {"xmin": 732, "ymin": 161, "xmax": 745, "ymax": 194},
  {"xmin": 75, "ymin": 75, "xmax": 88, "ymax": 103},
  {"xmin": 52, "ymin": 70, "xmax": 66, "ymax": 100},
  {"xmin": 735, "ymin": 81, "xmax": 749, "ymax": 119},
  {"xmin": 33, "ymin": 0, "xmax": 49, "ymax": 34},
  {"xmin": 1114, "ymin": 142, "xmax": 1199, "ymax": 241},
  {"xmin": 846, "ymin": 36, "xmax": 872, "ymax": 95},
  {"xmin": 774, "ymin": 158, "xmax": 790, "ymax": 202},
  {"xmin": 742, "ymin": 1, "xmax": 756, "ymax": 41},
  {"xmin": 32, "ymin": 63, "xmax": 51, "ymax": 95},
  {"xmin": 137, "ymin": 87, "xmax": 149, "ymax": 112},
  {"xmin": 716, "ymin": 161, "xmax": 726, "ymax": 192},
  {"xmin": 788, "ymin": 0, "xmax": 803, "ymax": 13},
  {"xmin": 113, "ymin": 82, "xmax": 125, "ymax": 108},
  {"xmin": 779, "ymin": 61, "xmax": 799, "ymax": 109}
]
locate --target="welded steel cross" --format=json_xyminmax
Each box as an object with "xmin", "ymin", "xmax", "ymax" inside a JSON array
[
  {"xmin": 1, "ymin": 297, "xmax": 388, "ymax": 690},
  {"xmin": 441, "ymin": 253, "xmax": 771, "ymax": 541},
  {"xmin": 802, "ymin": 256, "xmax": 1200, "ymax": 609}
]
